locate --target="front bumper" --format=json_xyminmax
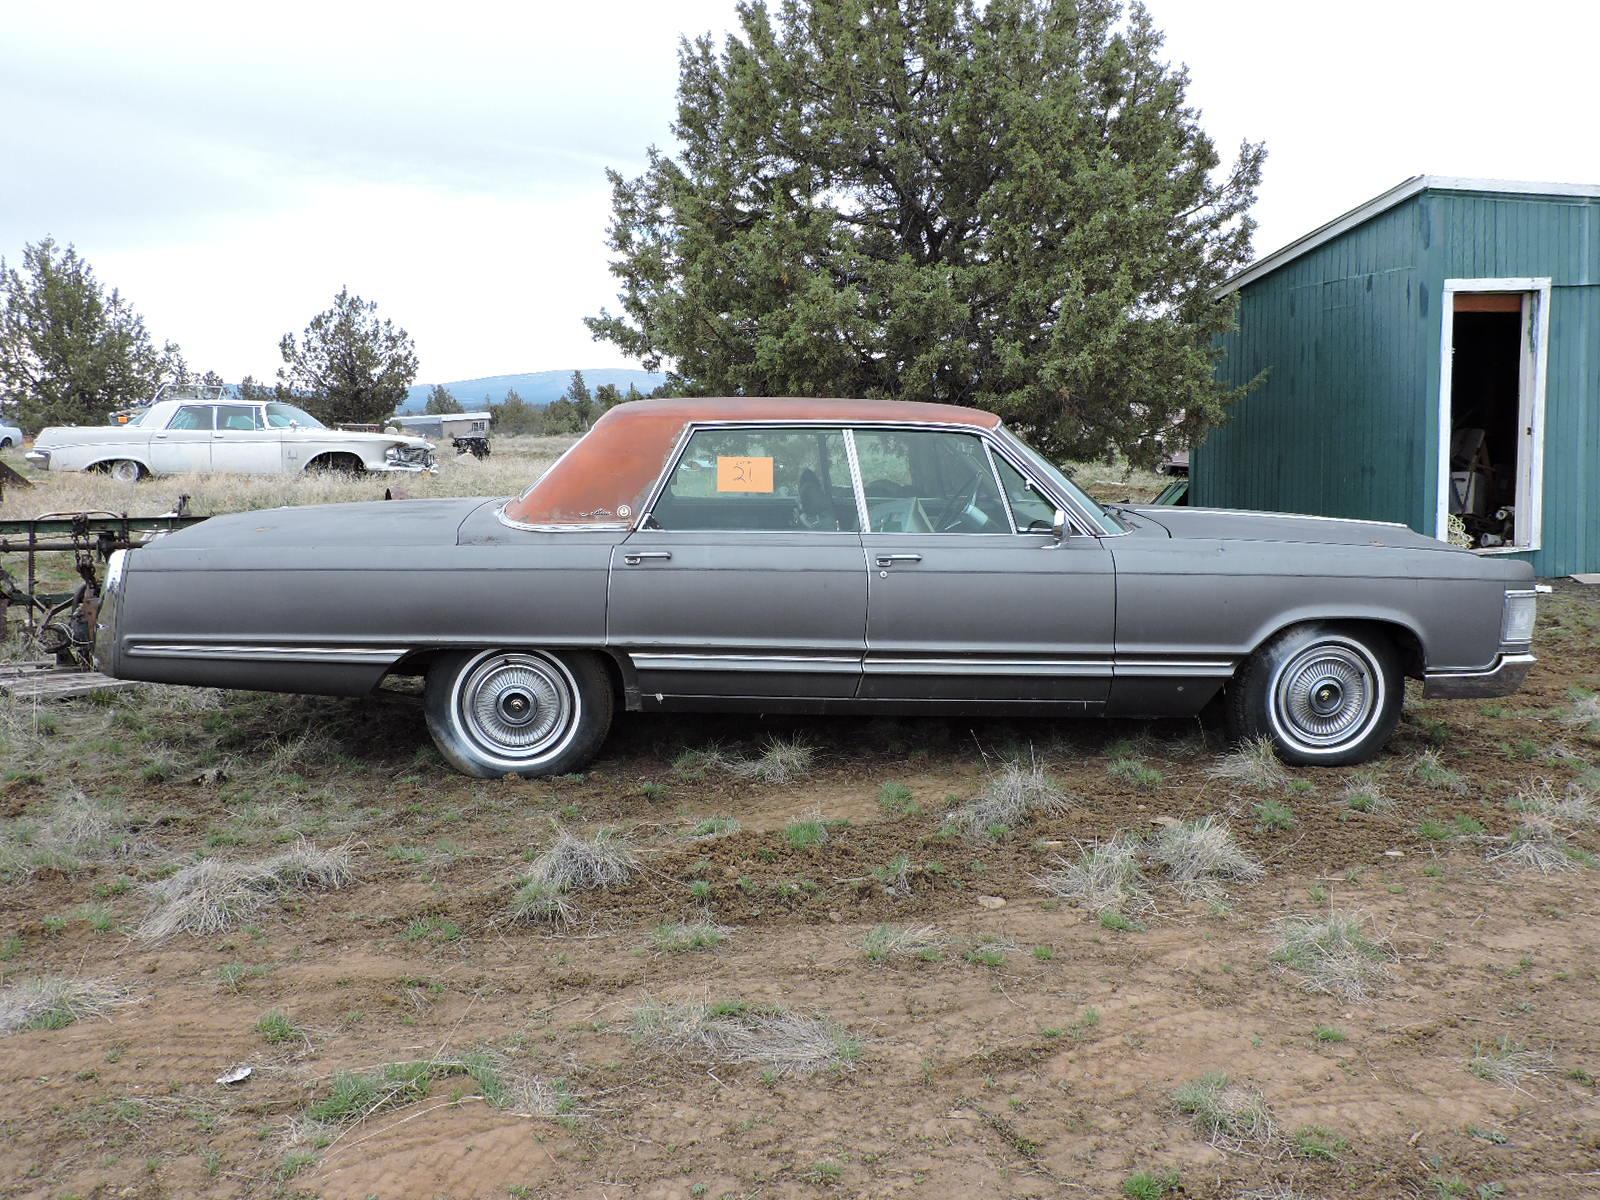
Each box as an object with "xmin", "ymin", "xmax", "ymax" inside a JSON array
[
  {"xmin": 372, "ymin": 461, "xmax": 439, "ymax": 475},
  {"xmin": 1422, "ymin": 652, "xmax": 1535, "ymax": 699},
  {"xmin": 24, "ymin": 449, "xmax": 49, "ymax": 468}
]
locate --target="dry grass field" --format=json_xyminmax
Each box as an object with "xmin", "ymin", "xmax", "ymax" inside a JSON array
[{"xmin": 1, "ymin": 439, "xmax": 1596, "ymax": 1199}]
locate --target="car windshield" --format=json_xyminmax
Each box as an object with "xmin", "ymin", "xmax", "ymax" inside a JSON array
[
  {"xmin": 265, "ymin": 403, "xmax": 325, "ymax": 430},
  {"xmin": 994, "ymin": 426, "xmax": 1125, "ymax": 535}
]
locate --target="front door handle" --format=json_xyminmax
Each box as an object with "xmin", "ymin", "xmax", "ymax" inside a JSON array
[
  {"xmin": 623, "ymin": 551, "xmax": 672, "ymax": 565},
  {"xmin": 874, "ymin": 553, "xmax": 923, "ymax": 567}
]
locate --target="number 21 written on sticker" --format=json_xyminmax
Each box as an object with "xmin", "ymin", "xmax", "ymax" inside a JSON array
[{"xmin": 716, "ymin": 455, "xmax": 775, "ymax": 493}]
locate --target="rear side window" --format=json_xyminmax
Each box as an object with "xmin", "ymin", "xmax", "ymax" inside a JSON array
[
  {"xmin": 167, "ymin": 405, "xmax": 215, "ymax": 431},
  {"xmin": 650, "ymin": 427, "xmax": 859, "ymax": 532}
]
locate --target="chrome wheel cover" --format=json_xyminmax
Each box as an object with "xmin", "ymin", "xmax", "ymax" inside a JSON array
[
  {"xmin": 452, "ymin": 651, "xmax": 580, "ymax": 765},
  {"xmin": 1269, "ymin": 638, "xmax": 1383, "ymax": 753},
  {"xmin": 110, "ymin": 460, "xmax": 140, "ymax": 482}
]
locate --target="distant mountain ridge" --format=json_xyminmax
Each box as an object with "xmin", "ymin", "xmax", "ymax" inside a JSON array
[{"xmin": 400, "ymin": 368, "xmax": 664, "ymax": 413}]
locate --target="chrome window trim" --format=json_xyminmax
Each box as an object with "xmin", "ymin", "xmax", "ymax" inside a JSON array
[
  {"xmin": 841, "ymin": 429, "xmax": 870, "ymax": 533},
  {"xmin": 983, "ymin": 441, "xmax": 1029, "ymax": 536},
  {"xmin": 496, "ymin": 416, "xmax": 1115, "ymax": 538}
]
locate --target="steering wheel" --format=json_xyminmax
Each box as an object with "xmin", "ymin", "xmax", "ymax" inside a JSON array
[{"xmin": 931, "ymin": 464, "xmax": 983, "ymax": 532}]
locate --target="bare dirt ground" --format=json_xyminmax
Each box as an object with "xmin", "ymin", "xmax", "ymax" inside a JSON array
[{"xmin": 0, "ymin": 449, "xmax": 1595, "ymax": 1199}]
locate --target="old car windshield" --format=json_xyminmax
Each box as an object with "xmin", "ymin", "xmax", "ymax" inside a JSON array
[
  {"xmin": 265, "ymin": 403, "xmax": 325, "ymax": 430},
  {"xmin": 995, "ymin": 427, "xmax": 1124, "ymax": 535}
]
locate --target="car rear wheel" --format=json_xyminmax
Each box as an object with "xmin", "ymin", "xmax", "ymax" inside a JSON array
[
  {"xmin": 107, "ymin": 459, "xmax": 145, "ymax": 483},
  {"xmin": 1226, "ymin": 623, "xmax": 1401, "ymax": 766},
  {"xmin": 0, "ymin": 437, "xmax": 13, "ymax": 449},
  {"xmin": 423, "ymin": 648, "xmax": 612, "ymax": 778}
]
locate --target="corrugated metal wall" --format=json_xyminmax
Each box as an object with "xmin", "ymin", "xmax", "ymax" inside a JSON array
[{"xmin": 1197, "ymin": 187, "xmax": 1600, "ymax": 577}]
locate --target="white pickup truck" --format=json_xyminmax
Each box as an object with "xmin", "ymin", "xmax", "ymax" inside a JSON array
[{"xmin": 26, "ymin": 393, "xmax": 436, "ymax": 481}]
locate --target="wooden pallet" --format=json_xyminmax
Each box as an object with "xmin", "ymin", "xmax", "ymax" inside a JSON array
[{"xmin": 0, "ymin": 661, "xmax": 141, "ymax": 700}]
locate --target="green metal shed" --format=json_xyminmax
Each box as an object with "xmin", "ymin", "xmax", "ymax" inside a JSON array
[{"xmin": 1197, "ymin": 176, "xmax": 1600, "ymax": 578}]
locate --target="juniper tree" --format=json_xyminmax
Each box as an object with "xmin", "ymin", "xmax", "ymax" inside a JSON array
[{"xmin": 588, "ymin": 0, "xmax": 1263, "ymax": 466}]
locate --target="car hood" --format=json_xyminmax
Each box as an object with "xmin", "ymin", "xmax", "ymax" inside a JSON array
[
  {"xmin": 148, "ymin": 497, "xmax": 495, "ymax": 549},
  {"xmin": 1112, "ymin": 505, "xmax": 1461, "ymax": 552}
]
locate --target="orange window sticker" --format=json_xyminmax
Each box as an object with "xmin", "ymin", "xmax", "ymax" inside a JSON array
[{"xmin": 716, "ymin": 455, "xmax": 775, "ymax": 493}]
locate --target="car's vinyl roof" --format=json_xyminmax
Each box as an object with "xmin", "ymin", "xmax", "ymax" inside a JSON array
[{"xmin": 502, "ymin": 396, "xmax": 1004, "ymax": 528}]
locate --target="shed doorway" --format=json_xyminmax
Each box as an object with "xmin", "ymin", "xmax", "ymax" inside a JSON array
[{"xmin": 1437, "ymin": 279, "xmax": 1549, "ymax": 553}]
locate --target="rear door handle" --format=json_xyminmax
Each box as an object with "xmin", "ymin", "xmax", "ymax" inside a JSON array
[
  {"xmin": 623, "ymin": 551, "xmax": 672, "ymax": 565},
  {"xmin": 874, "ymin": 553, "xmax": 923, "ymax": 567}
]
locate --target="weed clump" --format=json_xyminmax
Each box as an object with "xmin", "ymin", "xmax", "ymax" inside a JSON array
[
  {"xmin": 137, "ymin": 841, "xmax": 353, "ymax": 940},
  {"xmin": 1270, "ymin": 910, "xmax": 1392, "ymax": 1001},
  {"xmin": 1172, "ymin": 1072, "xmax": 1275, "ymax": 1147},
  {"xmin": 1032, "ymin": 835, "xmax": 1151, "ymax": 916},
  {"xmin": 946, "ymin": 759, "xmax": 1074, "ymax": 841},
  {"xmin": 631, "ymin": 997, "xmax": 859, "ymax": 1076},
  {"xmin": 861, "ymin": 924, "xmax": 948, "ymax": 963},
  {"xmin": 1208, "ymin": 738, "xmax": 1290, "ymax": 792},
  {"xmin": 1148, "ymin": 816, "xmax": 1263, "ymax": 899},
  {"xmin": 0, "ymin": 976, "xmax": 129, "ymax": 1034}
]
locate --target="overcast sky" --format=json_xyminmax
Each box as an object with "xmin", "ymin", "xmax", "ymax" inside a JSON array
[{"xmin": 4, "ymin": 0, "xmax": 1596, "ymax": 385}]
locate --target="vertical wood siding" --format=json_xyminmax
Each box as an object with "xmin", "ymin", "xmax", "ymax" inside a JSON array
[{"xmin": 1199, "ymin": 189, "xmax": 1600, "ymax": 577}]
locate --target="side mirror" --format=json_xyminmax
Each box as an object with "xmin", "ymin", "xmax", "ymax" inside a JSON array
[{"xmin": 1051, "ymin": 508, "xmax": 1067, "ymax": 542}]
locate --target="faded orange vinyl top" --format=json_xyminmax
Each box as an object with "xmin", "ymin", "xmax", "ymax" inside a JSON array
[{"xmin": 502, "ymin": 397, "xmax": 1002, "ymax": 528}]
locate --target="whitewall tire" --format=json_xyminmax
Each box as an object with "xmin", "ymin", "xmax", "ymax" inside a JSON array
[{"xmin": 423, "ymin": 648, "xmax": 612, "ymax": 778}]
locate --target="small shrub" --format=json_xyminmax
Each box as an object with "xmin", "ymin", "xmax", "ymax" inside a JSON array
[
  {"xmin": 255, "ymin": 1010, "xmax": 302, "ymax": 1045},
  {"xmin": 650, "ymin": 919, "xmax": 729, "ymax": 954},
  {"xmin": 783, "ymin": 818, "xmax": 832, "ymax": 850},
  {"xmin": 1172, "ymin": 1072, "xmax": 1275, "ymax": 1146},
  {"xmin": 1291, "ymin": 1124, "xmax": 1349, "ymax": 1161},
  {"xmin": 1107, "ymin": 757, "xmax": 1163, "ymax": 791},
  {"xmin": 946, "ymin": 759, "xmax": 1074, "ymax": 841},
  {"xmin": 526, "ymin": 828, "xmax": 637, "ymax": 892},
  {"xmin": 862, "ymin": 924, "xmax": 947, "ymax": 963},
  {"xmin": 1271, "ymin": 910, "xmax": 1392, "ymax": 1001},
  {"xmin": 1409, "ymin": 749, "xmax": 1468, "ymax": 795},
  {"xmin": 1148, "ymin": 816, "xmax": 1263, "ymax": 899},
  {"xmin": 1099, "ymin": 910, "xmax": 1143, "ymax": 933},
  {"xmin": 1032, "ymin": 834, "xmax": 1150, "ymax": 915},
  {"xmin": 683, "ymin": 816, "xmax": 739, "ymax": 840},
  {"xmin": 1486, "ymin": 816, "xmax": 1586, "ymax": 875},
  {"xmin": 1468, "ymin": 1036, "xmax": 1555, "ymax": 1088},
  {"xmin": 1312, "ymin": 1025, "xmax": 1347, "ymax": 1043},
  {"xmin": 504, "ymin": 879, "xmax": 577, "ymax": 929},
  {"xmin": 1341, "ymin": 770, "xmax": 1392, "ymax": 814},
  {"xmin": 1209, "ymin": 738, "xmax": 1290, "ymax": 791},
  {"xmin": 877, "ymin": 782, "xmax": 919, "ymax": 817},
  {"xmin": 0, "ymin": 976, "xmax": 128, "ymax": 1034},
  {"xmin": 631, "ymin": 998, "xmax": 859, "ymax": 1076},
  {"xmin": 1252, "ymin": 799, "xmax": 1297, "ymax": 832},
  {"xmin": 137, "ymin": 841, "xmax": 353, "ymax": 940},
  {"xmin": 1122, "ymin": 1168, "xmax": 1180, "ymax": 1199},
  {"xmin": 728, "ymin": 736, "xmax": 815, "ymax": 785}
]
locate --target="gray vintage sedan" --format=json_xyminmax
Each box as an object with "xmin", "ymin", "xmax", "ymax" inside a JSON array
[{"xmin": 94, "ymin": 397, "xmax": 1539, "ymax": 776}]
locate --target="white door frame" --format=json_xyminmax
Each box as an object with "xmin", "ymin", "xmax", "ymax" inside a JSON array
[{"xmin": 1435, "ymin": 277, "xmax": 1551, "ymax": 553}]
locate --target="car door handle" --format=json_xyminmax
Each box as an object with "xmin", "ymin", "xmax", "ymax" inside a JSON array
[
  {"xmin": 153, "ymin": 433, "xmax": 169, "ymax": 440},
  {"xmin": 874, "ymin": 553, "xmax": 923, "ymax": 567},
  {"xmin": 623, "ymin": 551, "xmax": 672, "ymax": 565}
]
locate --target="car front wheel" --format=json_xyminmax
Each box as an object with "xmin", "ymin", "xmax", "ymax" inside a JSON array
[
  {"xmin": 423, "ymin": 648, "xmax": 612, "ymax": 778},
  {"xmin": 107, "ymin": 459, "xmax": 145, "ymax": 483},
  {"xmin": 1226, "ymin": 623, "xmax": 1402, "ymax": 766}
]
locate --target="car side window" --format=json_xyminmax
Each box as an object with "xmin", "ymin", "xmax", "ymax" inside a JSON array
[
  {"xmin": 167, "ymin": 405, "xmax": 215, "ymax": 431},
  {"xmin": 992, "ymin": 453, "xmax": 1059, "ymax": 533},
  {"xmin": 852, "ymin": 429, "xmax": 1011, "ymax": 534},
  {"xmin": 650, "ymin": 427, "xmax": 859, "ymax": 532},
  {"xmin": 215, "ymin": 405, "xmax": 259, "ymax": 431}
]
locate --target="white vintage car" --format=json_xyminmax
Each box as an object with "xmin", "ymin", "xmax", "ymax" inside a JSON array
[
  {"xmin": 25, "ymin": 395, "xmax": 436, "ymax": 481},
  {"xmin": 0, "ymin": 419, "xmax": 22, "ymax": 450}
]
